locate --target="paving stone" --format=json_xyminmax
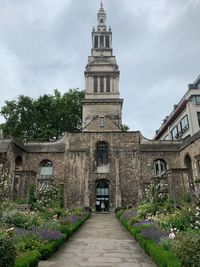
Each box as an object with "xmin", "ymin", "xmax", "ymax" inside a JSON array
[{"xmin": 38, "ymin": 214, "xmax": 156, "ymax": 267}]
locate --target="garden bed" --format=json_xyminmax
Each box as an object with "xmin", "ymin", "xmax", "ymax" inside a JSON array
[
  {"xmin": 0, "ymin": 203, "xmax": 90, "ymax": 267},
  {"xmin": 116, "ymin": 199, "xmax": 200, "ymax": 267}
]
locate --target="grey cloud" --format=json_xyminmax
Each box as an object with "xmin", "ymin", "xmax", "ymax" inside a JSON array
[{"xmin": 0, "ymin": 0, "xmax": 199, "ymax": 138}]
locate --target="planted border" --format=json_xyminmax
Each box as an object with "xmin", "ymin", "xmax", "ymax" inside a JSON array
[
  {"xmin": 117, "ymin": 213, "xmax": 181, "ymax": 267},
  {"xmin": 14, "ymin": 213, "xmax": 90, "ymax": 267}
]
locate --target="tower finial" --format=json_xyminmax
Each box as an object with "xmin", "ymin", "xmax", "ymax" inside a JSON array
[{"xmin": 100, "ymin": 0, "xmax": 103, "ymax": 8}]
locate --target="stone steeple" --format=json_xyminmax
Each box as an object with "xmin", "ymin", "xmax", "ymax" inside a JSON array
[{"xmin": 82, "ymin": 2, "xmax": 123, "ymax": 132}]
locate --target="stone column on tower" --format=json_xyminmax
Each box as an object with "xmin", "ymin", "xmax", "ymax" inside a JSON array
[{"xmin": 82, "ymin": 2, "xmax": 123, "ymax": 132}]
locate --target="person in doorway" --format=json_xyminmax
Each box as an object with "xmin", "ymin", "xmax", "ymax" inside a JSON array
[
  {"xmin": 101, "ymin": 201, "xmax": 105, "ymax": 212},
  {"xmin": 96, "ymin": 200, "xmax": 100, "ymax": 212}
]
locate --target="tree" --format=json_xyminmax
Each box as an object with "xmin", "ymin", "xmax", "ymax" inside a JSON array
[
  {"xmin": 0, "ymin": 89, "xmax": 84, "ymax": 142},
  {"xmin": 121, "ymin": 124, "xmax": 129, "ymax": 132}
]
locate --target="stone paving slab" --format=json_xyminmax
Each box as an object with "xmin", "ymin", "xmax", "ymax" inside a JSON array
[{"xmin": 38, "ymin": 214, "xmax": 157, "ymax": 267}]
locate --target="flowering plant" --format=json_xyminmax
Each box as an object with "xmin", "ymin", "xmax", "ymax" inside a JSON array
[
  {"xmin": 36, "ymin": 184, "xmax": 60, "ymax": 207},
  {"xmin": 0, "ymin": 167, "xmax": 12, "ymax": 201}
]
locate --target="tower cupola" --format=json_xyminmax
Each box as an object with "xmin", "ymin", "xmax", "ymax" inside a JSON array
[{"xmin": 97, "ymin": 1, "xmax": 106, "ymax": 31}]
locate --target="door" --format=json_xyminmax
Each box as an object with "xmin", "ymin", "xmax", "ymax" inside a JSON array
[{"xmin": 96, "ymin": 180, "xmax": 109, "ymax": 212}]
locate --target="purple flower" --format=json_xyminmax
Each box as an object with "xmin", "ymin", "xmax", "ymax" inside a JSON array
[
  {"xmin": 140, "ymin": 228, "xmax": 169, "ymax": 243},
  {"xmin": 123, "ymin": 210, "xmax": 136, "ymax": 220},
  {"xmin": 39, "ymin": 230, "xmax": 63, "ymax": 241},
  {"xmin": 60, "ymin": 215, "xmax": 81, "ymax": 225},
  {"xmin": 132, "ymin": 220, "xmax": 155, "ymax": 227}
]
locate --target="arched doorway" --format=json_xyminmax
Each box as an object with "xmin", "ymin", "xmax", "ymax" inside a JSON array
[{"xmin": 96, "ymin": 180, "xmax": 109, "ymax": 212}]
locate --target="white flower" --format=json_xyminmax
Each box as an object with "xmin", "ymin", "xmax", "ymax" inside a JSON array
[{"xmin": 169, "ymin": 232, "xmax": 176, "ymax": 239}]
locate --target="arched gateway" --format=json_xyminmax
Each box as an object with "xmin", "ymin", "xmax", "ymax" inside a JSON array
[{"xmin": 96, "ymin": 180, "xmax": 109, "ymax": 212}]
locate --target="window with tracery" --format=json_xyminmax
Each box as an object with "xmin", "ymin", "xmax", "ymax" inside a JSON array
[
  {"xmin": 97, "ymin": 142, "xmax": 108, "ymax": 166},
  {"xmin": 153, "ymin": 159, "xmax": 166, "ymax": 177}
]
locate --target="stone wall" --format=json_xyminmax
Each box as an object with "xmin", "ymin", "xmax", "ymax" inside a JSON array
[{"xmin": 1, "ymin": 130, "xmax": 200, "ymax": 208}]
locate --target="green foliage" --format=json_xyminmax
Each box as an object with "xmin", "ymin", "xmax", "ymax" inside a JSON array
[
  {"xmin": 14, "ymin": 231, "xmax": 43, "ymax": 254},
  {"xmin": 39, "ymin": 236, "xmax": 66, "ymax": 260},
  {"xmin": 118, "ymin": 214, "xmax": 181, "ymax": 267},
  {"xmin": 14, "ymin": 250, "xmax": 41, "ymax": 267},
  {"xmin": 137, "ymin": 203, "xmax": 156, "ymax": 218},
  {"xmin": 121, "ymin": 124, "xmax": 129, "ymax": 131},
  {"xmin": 172, "ymin": 234, "xmax": 200, "ymax": 267},
  {"xmin": 0, "ymin": 237, "xmax": 16, "ymax": 267},
  {"xmin": 28, "ymin": 183, "xmax": 36, "ymax": 205},
  {"xmin": 1, "ymin": 210, "xmax": 39, "ymax": 229},
  {"xmin": 158, "ymin": 206, "xmax": 197, "ymax": 231},
  {"xmin": 0, "ymin": 89, "xmax": 84, "ymax": 141}
]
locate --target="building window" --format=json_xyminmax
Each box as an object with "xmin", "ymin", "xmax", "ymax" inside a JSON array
[
  {"xmin": 100, "ymin": 35, "xmax": 104, "ymax": 47},
  {"xmin": 94, "ymin": 76, "xmax": 98, "ymax": 92},
  {"xmin": 171, "ymin": 126, "xmax": 178, "ymax": 140},
  {"xmin": 106, "ymin": 36, "xmax": 109, "ymax": 48},
  {"xmin": 180, "ymin": 115, "xmax": 189, "ymax": 133},
  {"xmin": 99, "ymin": 117, "xmax": 105, "ymax": 128},
  {"xmin": 197, "ymin": 112, "xmax": 200, "ymax": 127},
  {"xmin": 39, "ymin": 160, "xmax": 53, "ymax": 184},
  {"xmin": 154, "ymin": 159, "xmax": 166, "ymax": 177},
  {"xmin": 100, "ymin": 77, "xmax": 104, "ymax": 92},
  {"xmin": 106, "ymin": 76, "xmax": 110, "ymax": 92},
  {"xmin": 97, "ymin": 142, "xmax": 108, "ymax": 166},
  {"xmin": 192, "ymin": 95, "xmax": 200, "ymax": 105},
  {"xmin": 94, "ymin": 36, "xmax": 98, "ymax": 48}
]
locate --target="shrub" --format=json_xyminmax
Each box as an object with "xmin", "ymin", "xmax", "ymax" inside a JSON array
[
  {"xmin": 1, "ymin": 210, "xmax": 39, "ymax": 229},
  {"xmin": 28, "ymin": 183, "xmax": 36, "ymax": 205},
  {"xmin": 36, "ymin": 184, "xmax": 60, "ymax": 207},
  {"xmin": 14, "ymin": 228, "xmax": 42, "ymax": 254},
  {"xmin": 172, "ymin": 234, "xmax": 200, "ymax": 267},
  {"xmin": 158, "ymin": 207, "xmax": 196, "ymax": 231},
  {"xmin": 39, "ymin": 235, "xmax": 66, "ymax": 259},
  {"xmin": 14, "ymin": 250, "xmax": 41, "ymax": 267},
  {"xmin": 137, "ymin": 203, "xmax": 157, "ymax": 218},
  {"xmin": 0, "ymin": 236, "xmax": 16, "ymax": 267}
]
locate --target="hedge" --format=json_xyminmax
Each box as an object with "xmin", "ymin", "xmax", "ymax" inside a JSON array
[
  {"xmin": 117, "ymin": 214, "xmax": 181, "ymax": 267},
  {"xmin": 14, "ymin": 250, "xmax": 41, "ymax": 267},
  {"xmin": 39, "ymin": 235, "xmax": 66, "ymax": 260}
]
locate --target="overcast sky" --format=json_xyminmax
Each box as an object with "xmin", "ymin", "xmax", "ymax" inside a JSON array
[{"xmin": 0, "ymin": 0, "xmax": 200, "ymax": 139}]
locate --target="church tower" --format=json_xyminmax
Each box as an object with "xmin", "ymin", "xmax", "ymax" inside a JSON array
[{"xmin": 82, "ymin": 1, "xmax": 123, "ymax": 132}]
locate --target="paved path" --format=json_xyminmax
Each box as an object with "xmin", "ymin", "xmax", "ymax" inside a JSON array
[{"xmin": 38, "ymin": 214, "xmax": 156, "ymax": 267}]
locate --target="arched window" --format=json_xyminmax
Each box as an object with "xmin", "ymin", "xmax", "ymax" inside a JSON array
[
  {"xmin": 40, "ymin": 160, "xmax": 53, "ymax": 179},
  {"xmin": 97, "ymin": 142, "xmax": 108, "ymax": 167},
  {"xmin": 153, "ymin": 159, "xmax": 166, "ymax": 177}
]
